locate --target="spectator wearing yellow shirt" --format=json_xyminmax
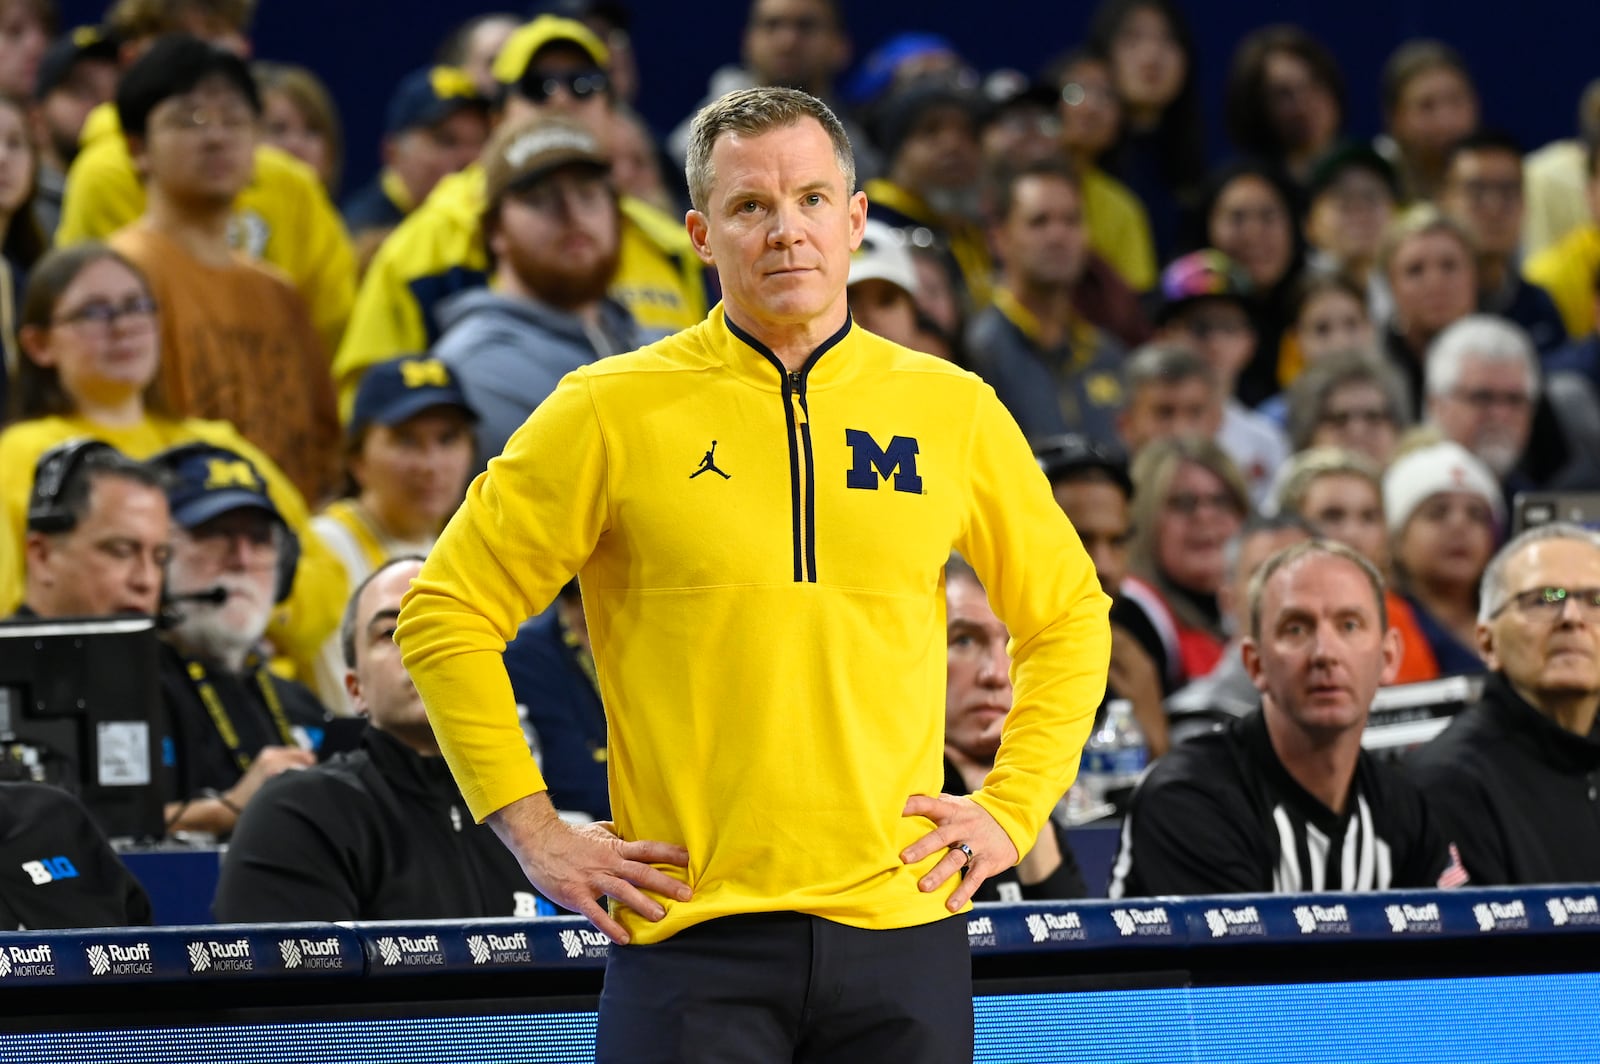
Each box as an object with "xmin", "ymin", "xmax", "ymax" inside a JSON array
[
  {"xmin": 0, "ymin": 241, "xmax": 345, "ymax": 687},
  {"xmin": 333, "ymin": 15, "xmax": 706, "ymax": 415},
  {"xmin": 54, "ymin": 0, "xmax": 355, "ymax": 358}
]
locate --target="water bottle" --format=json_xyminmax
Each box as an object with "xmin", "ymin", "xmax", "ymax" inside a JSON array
[{"xmin": 1081, "ymin": 699, "xmax": 1148, "ymax": 811}]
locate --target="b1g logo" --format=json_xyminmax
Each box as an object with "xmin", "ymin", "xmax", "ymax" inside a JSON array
[
  {"xmin": 845, "ymin": 430, "xmax": 922, "ymax": 494},
  {"xmin": 20, "ymin": 856, "xmax": 78, "ymax": 885}
]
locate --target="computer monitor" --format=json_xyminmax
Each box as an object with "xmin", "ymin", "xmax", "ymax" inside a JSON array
[
  {"xmin": 0, "ymin": 615, "xmax": 164, "ymax": 842},
  {"xmin": 1512, "ymin": 492, "xmax": 1600, "ymax": 534}
]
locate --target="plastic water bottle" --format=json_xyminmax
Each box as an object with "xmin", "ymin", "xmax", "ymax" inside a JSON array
[{"xmin": 1081, "ymin": 699, "xmax": 1148, "ymax": 810}]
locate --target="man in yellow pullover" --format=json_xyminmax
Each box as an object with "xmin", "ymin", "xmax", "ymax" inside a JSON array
[{"xmin": 396, "ymin": 87, "xmax": 1109, "ymax": 1062}]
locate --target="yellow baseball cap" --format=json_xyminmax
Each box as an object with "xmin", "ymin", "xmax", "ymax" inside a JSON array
[{"xmin": 491, "ymin": 15, "xmax": 609, "ymax": 87}]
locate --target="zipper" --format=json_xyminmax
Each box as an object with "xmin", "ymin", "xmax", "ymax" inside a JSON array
[{"xmin": 782, "ymin": 369, "xmax": 818, "ymax": 583}]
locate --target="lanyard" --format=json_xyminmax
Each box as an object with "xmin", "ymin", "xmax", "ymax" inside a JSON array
[{"xmin": 185, "ymin": 658, "xmax": 296, "ymax": 771}]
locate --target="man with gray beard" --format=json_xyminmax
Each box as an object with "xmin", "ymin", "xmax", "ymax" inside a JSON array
[
  {"xmin": 152, "ymin": 443, "xmax": 325, "ymax": 838},
  {"xmin": 431, "ymin": 112, "xmax": 644, "ymax": 473},
  {"xmin": 1423, "ymin": 313, "xmax": 1600, "ymax": 503}
]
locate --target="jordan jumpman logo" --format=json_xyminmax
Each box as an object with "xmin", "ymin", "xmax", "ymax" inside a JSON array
[{"xmin": 690, "ymin": 440, "xmax": 731, "ymax": 479}]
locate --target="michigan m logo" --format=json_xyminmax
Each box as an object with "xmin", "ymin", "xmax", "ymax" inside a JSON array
[
  {"xmin": 400, "ymin": 360, "xmax": 450, "ymax": 388},
  {"xmin": 204, "ymin": 458, "xmax": 259, "ymax": 491},
  {"xmin": 845, "ymin": 430, "xmax": 922, "ymax": 494}
]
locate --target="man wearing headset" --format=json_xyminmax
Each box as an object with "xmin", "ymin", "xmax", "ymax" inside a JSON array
[{"xmin": 152, "ymin": 442, "xmax": 325, "ymax": 837}]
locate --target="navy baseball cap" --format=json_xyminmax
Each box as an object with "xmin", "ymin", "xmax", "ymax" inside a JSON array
[
  {"xmin": 153, "ymin": 443, "xmax": 284, "ymax": 531},
  {"xmin": 349, "ymin": 357, "xmax": 478, "ymax": 440},
  {"xmin": 385, "ymin": 65, "xmax": 488, "ymax": 137},
  {"xmin": 35, "ymin": 26, "xmax": 119, "ymax": 101}
]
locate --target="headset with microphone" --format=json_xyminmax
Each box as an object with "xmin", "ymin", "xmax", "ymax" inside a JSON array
[{"xmin": 26, "ymin": 438, "xmax": 124, "ymax": 535}]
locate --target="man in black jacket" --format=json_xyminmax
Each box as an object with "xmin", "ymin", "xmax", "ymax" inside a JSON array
[
  {"xmin": 1409, "ymin": 523, "xmax": 1600, "ymax": 884},
  {"xmin": 212, "ymin": 557, "xmax": 541, "ymax": 921},
  {"xmin": 1111, "ymin": 540, "xmax": 1465, "ymax": 897},
  {"xmin": 0, "ymin": 783, "xmax": 151, "ymax": 930},
  {"xmin": 942, "ymin": 555, "xmax": 1086, "ymax": 900}
]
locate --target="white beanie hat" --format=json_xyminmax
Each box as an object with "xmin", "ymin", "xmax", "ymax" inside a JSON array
[{"xmin": 1383, "ymin": 440, "xmax": 1505, "ymax": 532}]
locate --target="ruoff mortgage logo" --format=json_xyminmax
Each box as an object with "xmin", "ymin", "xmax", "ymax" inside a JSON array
[
  {"xmin": 1025, "ymin": 911, "xmax": 1086, "ymax": 944},
  {"xmin": 1547, "ymin": 895, "xmax": 1600, "ymax": 927},
  {"xmin": 85, "ymin": 941, "xmax": 153, "ymax": 976},
  {"xmin": 1203, "ymin": 905, "xmax": 1265, "ymax": 939},
  {"xmin": 965, "ymin": 915, "xmax": 997, "ymax": 948},
  {"xmin": 557, "ymin": 928, "xmax": 611, "ymax": 960},
  {"xmin": 1384, "ymin": 902, "xmax": 1443, "ymax": 933},
  {"xmin": 1292, "ymin": 903, "xmax": 1352, "ymax": 935},
  {"xmin": 1111, "ymin": 906, "xmax": 1173, "ymax": 938},
  {"xmin": 0, "ymin": 943, "xmax": 54, "ymax": 978},
  {"xmin": 1472, "ymin": 899, "xmax": 1529, "ymax": 932},
  {"xmin": 188, "ymin": 938, "xmax": 253, "ymax": 973},
  {"xmin": 376, "ymin": 934, "xmax": 445, "ymax": 968},
  {"xmin": 467, "ymin": 932, "xmax": 531, "ymax": 966},
  {"xmin": 279, "ymin": 936, "xmax": 343, "ymax": 971}
]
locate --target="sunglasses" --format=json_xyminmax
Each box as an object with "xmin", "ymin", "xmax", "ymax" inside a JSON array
[{"xmin": 518, "ymin": 69, "xmax": 610, "ymax": 104}]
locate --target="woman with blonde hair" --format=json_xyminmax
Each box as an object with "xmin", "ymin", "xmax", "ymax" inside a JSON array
[
  {"xmin": 253, "ymin": 61, "xmax": 343, "ymax": 194},
  {"xmin": 1122, "ymin": 436, "xmax": 1251, "ymax": 689}
]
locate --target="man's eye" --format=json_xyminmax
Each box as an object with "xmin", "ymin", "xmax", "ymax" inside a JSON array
[{"xmin": 804, "ymin": 193, "xmax": 822, "ymax": 206}]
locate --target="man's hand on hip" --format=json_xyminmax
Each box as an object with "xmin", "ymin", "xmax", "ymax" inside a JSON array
[
  {"xmin": 488, "ymin": 793, "xmax": 692, "ymax": 945},
  {"xmin": 900, "ymin": 793, "xmax": 1020, "ymax": 911}
]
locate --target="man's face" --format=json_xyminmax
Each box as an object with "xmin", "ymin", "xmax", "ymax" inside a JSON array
[
  {"xmin": 503, "ymin": 44, "xmax": 612, "ymax": 139},
  {"xmin": 1427, "ymin": 356, "xmax": 1534, "ymax": 478},
  {"xmin": 1441, "ymin": 148, "xmax": 1524, "ymax": 260},
  {"xmin": 135, "ymin": 76, "xmax": 258, "ymax": 208},
  {"xmin": 741, "ymin": 0, "xmax": 846, "ymax": 92},
  {"xmin": 686, "ymin": 117, "xmax": 866, "ymax": 340},
  {"xmin": 37, "ymin": 57, "xmax": 118, "ymax": 164},
  {"xmin": 995, "ymin": 173, "xmax": 1089, "ymax": 291},
  {"xmin": 0, "ymin": 2, "xmax": 47, "ymax": 99},
  {"xmin": 347, "ymin": 560, "xmax": 432, "ymax": 738},
  {"xmin": 944, "ymin": 573, "xmax": 1010, "ymax": 765},
  {"xmin": 166, "ymin": 507, "xmax": 282, "ymax": 655},
  {"xmin": 891, "ymin": 103, "xmax": 980, "ymax": 199},
  {"xmin": 25, "ymin": 477, "xmax": 170, "ymax": 618},
  {"xmin": 388, "ymin": 109, "xmax": 488, "ymax": 207},
  {"xmin": 1306, "ymin": 167, "xmax": 1395, "ymax": 265},
  {"xmin": 1118, "ymin": 376, "xmax": 1220, "ymax": 454},
  {"xmin": 491, "ymin": 166, "xmax": 621, "ymax": 310},
  {"xmin": 1244, "ymin": 553, "xmax": 1400, "ymax": 740},
  {"xmin": 1051, "ymin": 478, "xmax": 1131, "ymax": 594},
  {"xmin": 1299, "ymin": 473, "xmax": 1388, "ymax": 571},
  {"xmin": 1481, "ymin": 538, "xmax": 1600, "ymax": 708}
]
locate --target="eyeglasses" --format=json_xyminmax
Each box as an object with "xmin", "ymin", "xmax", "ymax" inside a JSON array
[
  {"xmin": 1490, "ymin": 586, "xmax": 1600, "ymax": 620},
  {"xmin": 1166, "ymin": 491, "xmax": 1240, "ymax": 516},
  {"xmin": 53, "ymin": 295, "xmax": 159, "ymax": 329},
  {"xmin": 518, "ymin": 69, "xmax": 610, "ymax": 105},
  {"xmin": 1452, "ymin": 179, "xmax": 1522, "ymax": 205},
  {"xmin": 1322, "ymin": 406, "xmax": 1394, "ymax": 429}
]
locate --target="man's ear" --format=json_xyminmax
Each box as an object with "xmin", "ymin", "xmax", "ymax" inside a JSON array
[
  {"xmin": 685, "ymin": 209, "xmax": 714, "ymax": 266},
  {"xmin": 1477, "ymin": 620, "xmax": 1500, "ymax": 671},
  {"xmin": 343, "ymin": 670, "xmax": 370, "ymax": 718},
  {"xmin": 1240, "ymin": 637, "xmax": 1268, "ymax": 693}
]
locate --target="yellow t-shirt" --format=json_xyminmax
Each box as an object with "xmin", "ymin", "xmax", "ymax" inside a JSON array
[
  {"xmin": 57, "ymin": 104, "xmax": 356, "ymax": 358},
  {"xmin": 333, "ymin": 163, "xmax": 708, "ymax": 417},
  {"xmin": 396, "ymin": 306, "xmax": 1110, "ymax": 944},
  {"xmin": 1524, "ymin": 224, "xmax": 1600, "ymax": 340},
  {"xmin": 108, "ymin": 224, "xmax": 341, "ymax": 506},
  {"xmin": 0, "ymin": 414, "xmax": 349, "ymax": 684}
]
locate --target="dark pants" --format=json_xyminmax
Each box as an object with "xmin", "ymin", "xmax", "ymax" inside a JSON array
[{"xmin": 595, "ymin": 912, "xmax": 974, "ymax": 1064}]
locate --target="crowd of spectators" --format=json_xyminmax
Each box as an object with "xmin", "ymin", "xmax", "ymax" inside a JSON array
[{"xmin": 2, "ymin": 0, "xmax": 1600, "ymax": 928}]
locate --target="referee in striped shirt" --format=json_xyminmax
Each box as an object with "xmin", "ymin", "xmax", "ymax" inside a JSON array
[{"xmin": 1110, "ymin": 540, "xmax": 1468, "ymax": 897}]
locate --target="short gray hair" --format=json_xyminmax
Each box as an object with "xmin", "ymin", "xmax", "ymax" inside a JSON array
[
  {"xmin": 1124, "ymin": 343, "xmax": 1216, "ymax": 395},
  {"xmin": 1477, "ymin": 522, "xmax": 1600, "ymax": 622},
  {"xmin": 341, "ymin": 555, "xmax": 427, "ymax": 669},
  {"xmin": 1424, "ymin": 314, "xmax": 1540, "ymax": 401},
  {"xmin": 684, "ymin": 86, "xmax": 856, "ymax": 214},
  {"xmin": 1248, "ymin": 538, "xmax": 1388, "ymax": 641}
]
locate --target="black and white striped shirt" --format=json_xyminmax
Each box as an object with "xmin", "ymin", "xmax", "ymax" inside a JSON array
[{"xmin": 1109, "ymin": 708, "xmax": 1456, "ymax": 898}]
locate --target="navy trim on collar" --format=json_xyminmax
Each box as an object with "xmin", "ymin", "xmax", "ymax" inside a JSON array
[{"xmin": 723, "ymin": 310, "xmax": 853, "ymax": 381}]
